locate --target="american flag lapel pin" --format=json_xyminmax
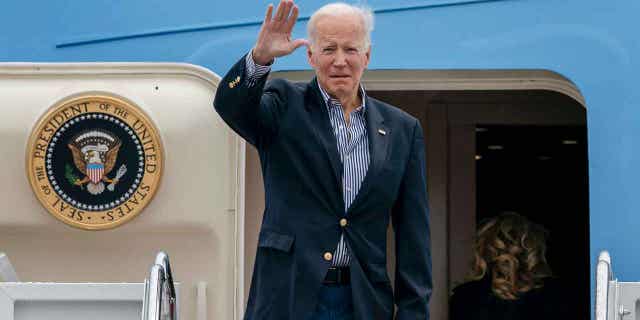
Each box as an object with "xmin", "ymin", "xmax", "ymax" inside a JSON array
[{"xmin": 378, "ymin": 129, "xmax": 386, "ymax": 135}]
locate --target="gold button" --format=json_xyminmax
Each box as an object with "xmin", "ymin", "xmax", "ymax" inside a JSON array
[
  {"xmin": 339, "ymin": 218, "xmax": 348, "ymax": 227},
  {"xmin": 323, "ymin": 252, "xmax": 333, "ymax": 261}
]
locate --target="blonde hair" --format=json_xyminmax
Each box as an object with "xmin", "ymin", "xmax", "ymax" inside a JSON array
[
  {"xmin": 469, "ymin": 212, "xmax": 552, "ymax": 300},
  {"xmin": 307, "ymin": 2, "xmax": 374, "ymax": 50}
]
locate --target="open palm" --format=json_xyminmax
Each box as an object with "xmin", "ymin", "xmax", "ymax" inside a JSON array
[{"xmin": 252, "ymin": 0, "xmax": 308, "ymax": 65}]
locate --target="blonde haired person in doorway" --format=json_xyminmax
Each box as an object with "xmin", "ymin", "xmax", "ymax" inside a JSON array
[{"xmin": 450, "ymin": 212, "xmax": 567, "ymax": 320}]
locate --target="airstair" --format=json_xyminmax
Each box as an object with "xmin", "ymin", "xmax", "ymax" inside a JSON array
[{"xmin": 595, "ymin": 251, "xmax": 640, "ymax": 320}]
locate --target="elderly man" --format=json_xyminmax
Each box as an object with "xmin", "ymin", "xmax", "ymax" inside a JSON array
[{"xmin": 214, "ymin": 1, "xmax": 432, "ymax": 319}]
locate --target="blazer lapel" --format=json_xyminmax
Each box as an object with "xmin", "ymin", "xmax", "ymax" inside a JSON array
[
  {"xmin": 347, "ymin": 96, "xmax": 389, "ymax": 214},
  {"xmin": 305, "ymin": 78, "xmax": 343, "ymax": 197}
]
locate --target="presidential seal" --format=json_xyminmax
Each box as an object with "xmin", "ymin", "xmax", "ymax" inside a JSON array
[{"xmin": 26, "ymin": 95, "xmax": 163, "ymax": 230}]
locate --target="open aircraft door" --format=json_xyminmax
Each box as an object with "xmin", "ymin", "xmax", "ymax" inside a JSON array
[{"xmin": 0, "ymin": 63, "xmax": 246, "ymax": 320}]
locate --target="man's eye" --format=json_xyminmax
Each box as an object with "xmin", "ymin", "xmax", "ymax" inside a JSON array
[{"xmin": 322, "ymin": 48, "xmax": 335, "ymax": 53}]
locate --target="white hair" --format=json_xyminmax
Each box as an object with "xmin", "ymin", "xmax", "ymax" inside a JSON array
[{"xmin": 307, "ymin": 2, "xmax": 374, "ymax": 50}]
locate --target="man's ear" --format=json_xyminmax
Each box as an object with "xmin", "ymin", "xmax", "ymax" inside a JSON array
[{"xmin": 364, "ymin": 46, "xmax": 371, "ymax": 67}]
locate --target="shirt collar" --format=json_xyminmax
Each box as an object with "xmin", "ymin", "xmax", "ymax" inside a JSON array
[{"xmin": 317, "ymin": 81, "xmax": 367, "ymax": 113}]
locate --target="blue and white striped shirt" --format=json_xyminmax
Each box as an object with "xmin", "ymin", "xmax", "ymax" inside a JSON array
[
  {"xmin": 317, "ymin": 83, "xmax": 370, "ymax": 267},
  {"xmin": 244, "ymin": 52, "xmax": 371, "ymax": 267}
]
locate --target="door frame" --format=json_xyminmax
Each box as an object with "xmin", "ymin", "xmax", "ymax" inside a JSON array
[{"xmin": 238, "ymin": 69, "xmax": 585, "ymax": 320}]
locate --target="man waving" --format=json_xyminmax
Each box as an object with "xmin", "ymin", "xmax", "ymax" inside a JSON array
[{"xmin": 214, "ymin": 1, "xmax": 432, "ymax": 319}]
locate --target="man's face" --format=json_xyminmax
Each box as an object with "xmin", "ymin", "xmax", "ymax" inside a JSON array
[{"xmin": 307, "ymin": 13, "xmax": 370, "ymax": 100}]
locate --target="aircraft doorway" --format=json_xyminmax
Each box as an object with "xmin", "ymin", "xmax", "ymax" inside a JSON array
[
  {"xmin": 475, "ymin": 125, "xmax": 589, "ymax": 319},
  {"xmin": 368, "ymin": 89, "xmax": 589, "ymax": 319},
  {"xmin": 243, "ymin": 71, "xmax": 589, "ymax": 320}
]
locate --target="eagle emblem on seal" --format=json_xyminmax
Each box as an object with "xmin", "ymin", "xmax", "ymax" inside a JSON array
[{"xmin": 66, "ymin": 129, "xmax": 128, "ymax": 195}]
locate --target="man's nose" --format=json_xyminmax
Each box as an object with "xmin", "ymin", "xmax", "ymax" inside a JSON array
[{"xmin": 333, "ymin": 50, "xmax": 347, "ymax": 66}]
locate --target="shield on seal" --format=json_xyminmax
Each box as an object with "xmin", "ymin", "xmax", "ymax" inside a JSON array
[{"xmin": 87, "ymin": 162, "xmax": 105, "ymax": 183}]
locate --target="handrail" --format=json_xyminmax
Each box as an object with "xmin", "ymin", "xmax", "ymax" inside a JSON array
[
  {"xmin": 0, "ymin": 252, "xmax": 19, "ymax": 282},
  {"xmin": 142, "ymin": 251, "xmax": 177, "ymax": 320},
  {"xmin": 595, "ymin": 251, "xmax": 611, "ymax": 320}
]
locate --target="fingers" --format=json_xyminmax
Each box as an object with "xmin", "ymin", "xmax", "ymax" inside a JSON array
[
  {"xmin": 256, "ymin": 0, "xmax": 301, "ymax": 59},
  {"xmin": 256, "ymin": 4, "xmax": 273, "ymax": 42},
  {"xmin": 284, "ymin": 4, "xmax": 299, "ymax": 33},
  {"xmin": 263, "ymin": 3, "xmax": 273, "ymax": 25},
  {"xmin": 276, "ymin": 0, "xmax": 297, "ymax": 28},
  {"xmin": 258, "ymin": 3, "xmax": 273, "ymax": 36},
  {"xmin": 274, "ymin": 0, "xmax": 287, "ymax": 22}
]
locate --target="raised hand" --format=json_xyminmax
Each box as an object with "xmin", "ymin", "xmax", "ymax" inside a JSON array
[{"xmin": 252, "ymin": 0, "xmax": 309, "ymax": 65}]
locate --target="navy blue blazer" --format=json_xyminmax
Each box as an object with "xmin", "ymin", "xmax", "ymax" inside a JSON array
[{"xmin": 214, "ymin": 55, "xmax": 432, "ymax": 320}]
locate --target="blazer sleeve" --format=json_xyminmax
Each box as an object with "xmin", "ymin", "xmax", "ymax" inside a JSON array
[
  {"xmin": 392, "ymin": 119, "xmax": 433, "ymax": 319},
  {"xmin": 213, "ymin": 54, "xmax": 288, "ymax": 149}
]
